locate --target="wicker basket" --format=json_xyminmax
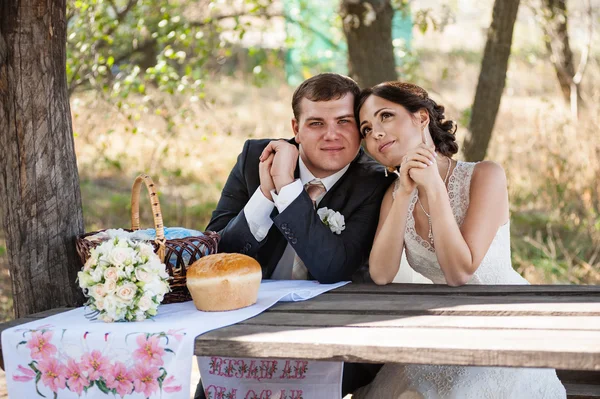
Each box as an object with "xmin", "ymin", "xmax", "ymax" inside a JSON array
[{"xmin": 75, "ymin": 174, "xmax": 220, "ymax": 304}]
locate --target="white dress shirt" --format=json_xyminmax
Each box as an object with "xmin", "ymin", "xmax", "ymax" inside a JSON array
[{"xmin": 244, "ymin": 155, "xmax": 350, "ymax": 279}]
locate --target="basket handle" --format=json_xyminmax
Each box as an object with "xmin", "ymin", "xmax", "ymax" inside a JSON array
[{"xmin": 131, "ymin": 174, "xmax": 166, "ymax": 261}]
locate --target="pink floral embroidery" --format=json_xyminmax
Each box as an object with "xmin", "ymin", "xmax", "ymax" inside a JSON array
[
  {"xmin": 81, "ymin": 349, "xmax": 111, "ymax": 381},
  {"xmin": 105, "ymin": 361, "xmax": 134, "ymax": 398},
  {"xmin": 65, "ymin": 358, "xmax": 89, "ymax": 395},
  {"xmin": 132, "ymin": 363, "xmax": 161, "ymax": 397},
  {"xmin": 167, "ymin": 328, "xmax": 185, "ymax": 342},
  {"xmin": 133, "ymin": 334, "xmax": 165, "ymax": 366},
  {"xmin": 25, "ymin": 330, "xmax": 57, "ymax": 360},
  {"xmin": 38, "ymin": 358, "xmax": 67, "ymax": 392},
  {"xmin": 14, "ymin": 330, "xmax": 182, "ymax": 397},
  {"xmin": 12, "ymin": 365, "xmax": 36, "ymax": 382},
  {"xmin": 163, "ymin": 375, "xmax": 183, "ymax": 393}
]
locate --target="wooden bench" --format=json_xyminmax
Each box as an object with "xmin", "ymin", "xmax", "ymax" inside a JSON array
[{"xmin": 2, "ymin": 284, "xmax": 600, "ymax": 397}]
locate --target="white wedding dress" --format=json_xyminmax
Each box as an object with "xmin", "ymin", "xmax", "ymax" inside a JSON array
[{"xmin": 354, "ymin": 161, "xmax": 566, "ymax": 399}]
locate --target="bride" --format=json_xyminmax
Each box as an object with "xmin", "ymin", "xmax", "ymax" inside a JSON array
[{"xmin": 353, "ymin": 81, "xmax": 566, "ymax": 398}]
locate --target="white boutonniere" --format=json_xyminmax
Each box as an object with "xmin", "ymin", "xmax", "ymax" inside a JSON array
[{"xmin": 317, "ymin": 208, "xmax": 346, "ymax": 234}]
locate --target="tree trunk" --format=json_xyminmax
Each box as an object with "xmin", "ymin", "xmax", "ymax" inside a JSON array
[
  {"xmin": 341, "ymin": 0, "xmax": 397, "ymax": 88},
  {"xmin": 463, "ymin": 0, "xmax": 520, "ymax": 162},
  {"xmin": 0, "ymin": 0, "xmax": 85, "ymax": 317},
  {"xmin": 540, "ymin": 0, "xmax": 584, "ymax": 114}
]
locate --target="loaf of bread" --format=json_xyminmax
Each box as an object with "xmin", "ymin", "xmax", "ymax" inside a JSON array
[{"xmin": 186, "ymin": 253, "xmax": 262, "ymax": 311}]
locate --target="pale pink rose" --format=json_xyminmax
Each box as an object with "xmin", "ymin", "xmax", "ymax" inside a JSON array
[
  {"xmin": 92, "ymin": 284, "xmax": 106, "ymax": 298},
  {"xmin": 134, "ymin": 268, "xmax": 151, "ymax": 282},
  {"xmin": 133, "ymin": 334, "xmax": 164, "ymax": 366},
  {"xmin": 105, "ymin": 361, "xmax": 134, "ymax": 398},
  {"xmin": 137, "ymin": 294, "xmax": 152, "ymax": 312},
  {"xmin": 163, "ymin": 375, "xmax": 182, "ymax": 393},
  {"xmin": 116, "ymin": 283, "xmax": 137, "ymax": 301},
  {"xmin": 99, "ymin": 313, "xmax": 114, "ymax": 323},
  {"xmin": 108, "ymin": 247, "xmax": 131, "ymax": 266},
  {"xmin": 26, "ymin": 330, "xmax": 57, "ymax": 360},
  {"xmin": 103, "ymin": 267, "xmax": 119, "ymax": 281},
  {"xmin": 167, "ymin": 329, "xmax": 185, "ymax": 342},
  {"xmin": 104, "ymin": 279, "xmax": 117, "ymax": 293},
  {"xmin": 65, "ymin": 358, "xmax": 89, "ymax": 395},
  {"xmin": 132, "ymin": 363, "xmax": 160, "ymax": 397},
  {"xmin": 81, "ymin": 350, "xmax": 111, "ymax": 381},
  {"xmin": 38, "ymin": 358, "xmax": 67, "ymax": 392},
  {"xmin": 12, "ymin": 365, "xmax": 36, "ymax": 382},
  {"xmin": 83, "ymin": 256, "xmax": 96, "ymax": 271},
  {"xmin": 95, "ymin": 297, "xmax": 105, "ymax": 310}
]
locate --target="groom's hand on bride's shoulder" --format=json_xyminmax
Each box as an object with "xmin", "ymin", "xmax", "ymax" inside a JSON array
[{"xmin": 260, "ymin": 140, "xmax": 298, "ymax": 193}]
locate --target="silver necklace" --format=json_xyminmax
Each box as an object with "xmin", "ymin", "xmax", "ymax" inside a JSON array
[{"xmin": 417, "ymin": 156, "xmax": 452, "ymax": 246}]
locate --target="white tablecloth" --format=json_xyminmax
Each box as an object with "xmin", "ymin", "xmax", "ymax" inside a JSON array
[{"xmin": 2, "ymin": 280, "xmax": 347, "ymax": 398}]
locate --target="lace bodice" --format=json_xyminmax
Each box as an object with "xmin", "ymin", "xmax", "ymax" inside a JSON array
[{"xmin": 403, "ymin": 161, "xmax": 528, "ymax": 285}]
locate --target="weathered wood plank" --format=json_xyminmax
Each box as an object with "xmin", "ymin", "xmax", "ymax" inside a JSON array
[
  {"xmin": 241, "ymin": 312, "xmax": 600, "ymax": 331},
  {"xmin": 195, "ymin": 325, "xmax": 600, "ymax": 370},
  {"xmin": 336, "ymin": 284, "xmax": 600, "ymax": 296},
  {"xmin": 557, "ymin": 370, "xmax": 600, "ymax": 385},
  {"xmin": 564, "ymin": 384, "xmax": 600, "ymax": 398},
  {"xmin": 269, "ymin": 294, "xmax": 600, "ymax": 316}
]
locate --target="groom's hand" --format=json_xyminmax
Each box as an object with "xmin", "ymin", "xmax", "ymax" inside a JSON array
[
  {"xmin": 259, "ymin": 152, "xmax": 276, "ymax": 201},
  {"xmin": 260, "ymin": 140, "xmax": 298, "ymax": 193}
]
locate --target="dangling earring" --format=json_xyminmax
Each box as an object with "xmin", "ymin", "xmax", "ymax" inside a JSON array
[{"xmin": 421, "ymin": 122, "xmax": 430, "ymax": 146}]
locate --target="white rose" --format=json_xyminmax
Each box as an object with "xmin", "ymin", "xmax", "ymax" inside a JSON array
[
  {"xmin": 116, "ymin": 283, "xmax": 137, "ymax": 301},
  {"xmin": 135, "ymin": 268, "xmax": 152, "ymax": 283},
  {"xmin": 103, "ymin": 267, "xmax": 118, "ymax": 281},
  {"xmin": 138, "ymin": 243, "xmax": 155, "ymax": 260},
  {"xmin": 317, "ymin": 208, "xmax": 346, "ymax": 235},
  {"xmin": 98, "ymin": 239, "xmax": 115, "ymax": 254},
  {"xmin": 328, "ymin": 212, "xmax": 345, "ymax": 234},
  {"xmin": 115, "ymin": 237, "xmax": 130, "ymax": 248},
  {"xmin": 104, "ymin": 279, "xmax": 117, "ymax": 294},
  {"xmin": 78, "ymin": 271, "xmax": 94, "ymax": 288},
  {"xmin": 147, "ymin": 258, "xmax": 163, "ymax": 273},
  {"xmin": 103, "ymin": 294, "xmax": 118, "ymax": 313},
  {"xmin": 108, "ymin": 247, "xmax": 131, "ymax": 266},
  {"xmin": 90, "ymin": 267, "xmax": 103, "ymax": 282},
  {"xmin": 137, "ymin": 294, "xmax": 153, "ymax": 311},
  {"xmin": 145, "ymin": 279, "xmax": 169, "ymax": 297}
]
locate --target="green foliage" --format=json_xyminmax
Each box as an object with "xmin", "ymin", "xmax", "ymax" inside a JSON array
[{"xmin": 66, "ymin": 0, "xmax": 277, "ymax": 130}]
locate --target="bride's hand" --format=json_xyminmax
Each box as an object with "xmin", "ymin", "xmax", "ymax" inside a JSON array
[{"xmin": 395, "ymin": 144, "xmax": 437, "ymax": 196}]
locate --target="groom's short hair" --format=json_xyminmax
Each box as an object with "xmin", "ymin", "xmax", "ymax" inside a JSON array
[{"xmin": 292, "ymin": 73, "xmax": 360, "ymax": 120}]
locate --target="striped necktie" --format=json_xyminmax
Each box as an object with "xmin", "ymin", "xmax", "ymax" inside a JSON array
[{"xmin": 291, "ymin": 179, "xmax": 327, "ymax": 279}]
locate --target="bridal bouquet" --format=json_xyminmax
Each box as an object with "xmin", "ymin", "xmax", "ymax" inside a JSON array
[{"xmin": 77, "ymin": 237, "xmax": 171, "ymax": 322}]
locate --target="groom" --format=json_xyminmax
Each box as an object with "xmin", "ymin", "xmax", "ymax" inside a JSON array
[{"xmin": 197, "ymin": 73, "xmax": 391, "ymax": 397}]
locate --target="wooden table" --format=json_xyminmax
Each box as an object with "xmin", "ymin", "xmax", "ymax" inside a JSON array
[
  {"xmin": 194, "ymin": 284, "xmax": 600, "ymax": 372},
  {"xmin": 2, "ymin": 284, "xmax": 600, "ymax": 396}
]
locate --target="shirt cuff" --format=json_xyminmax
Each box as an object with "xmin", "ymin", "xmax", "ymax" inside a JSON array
[
  {"xmin": 244, "ymin": 188, "xmax": 275, "ymax": 242},
  {"xmin": 271, "ymin": 179, "xmax": 303, "ymax": 213}
]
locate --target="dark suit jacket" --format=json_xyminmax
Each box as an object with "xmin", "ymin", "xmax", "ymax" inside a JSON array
[
  {"xmin": 197, "ymin": 138, "xmax": 390, "ymax": 398},
  {"xmin": 207, "ymin": 138, "xmax": 393, "ymax": 283}
]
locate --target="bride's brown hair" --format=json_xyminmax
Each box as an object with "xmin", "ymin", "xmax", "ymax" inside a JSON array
[{"xmin": 356, "ymin": 81, "xmax": 459, "ymax": 158}]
